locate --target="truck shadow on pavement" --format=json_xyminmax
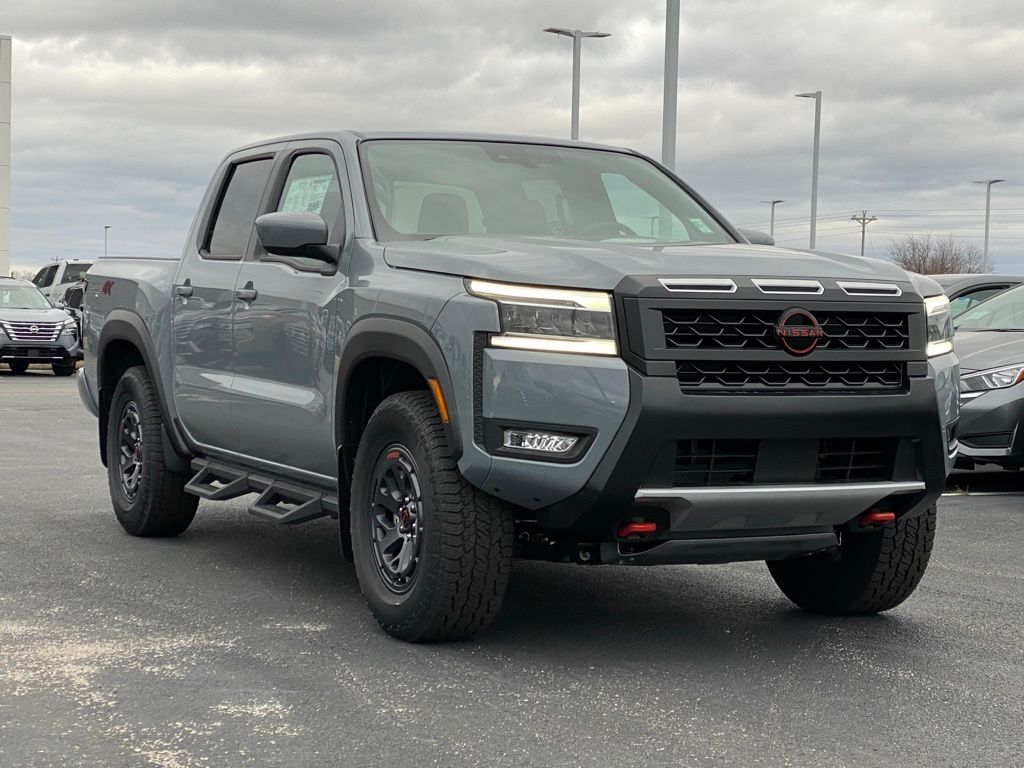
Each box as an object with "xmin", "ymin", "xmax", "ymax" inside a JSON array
[{"xmin": 166, "ymin": 504, "xmax": 938, "ymax": 667}]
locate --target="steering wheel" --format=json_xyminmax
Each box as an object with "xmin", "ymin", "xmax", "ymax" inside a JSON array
[{"xmin": 575, "ymin": 220, "xmax": 639, "ymax": 239}]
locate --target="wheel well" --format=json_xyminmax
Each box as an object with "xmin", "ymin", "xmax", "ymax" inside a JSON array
[
  {"xmin": 97, "ymin": 339, "xmax": 146, "ymax": 466},
  {"xmin": 342, "ymin": 357, "xmax": 429, "ymax": 459}
]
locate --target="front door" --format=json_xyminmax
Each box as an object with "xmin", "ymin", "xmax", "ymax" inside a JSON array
[
  {"xmin": 230, "ymin": 143, "xmax": 348, "ymax": 481},
  {"xmin": 171, "ymin": 153, "xmax": 276, "ymax": 450}
]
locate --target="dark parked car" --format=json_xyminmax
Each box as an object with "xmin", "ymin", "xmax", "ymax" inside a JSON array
[
  {"xmin": 954, "ymin": 283, "xmax": 1024, "ymax": 469},
  {"xmin": 931, "ymin": 273, "xmax": 1024, "ymax": 318},
  {"xmin": 0, "ymin": 277, "xmax": 81, "ymax": 375}
]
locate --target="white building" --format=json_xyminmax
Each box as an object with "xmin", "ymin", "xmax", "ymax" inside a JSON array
[{"xmin": 0, "ymin": 35, "xmax": 10, "ymax": 277}]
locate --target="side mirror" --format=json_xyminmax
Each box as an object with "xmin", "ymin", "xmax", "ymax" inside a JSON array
[
  {"xmin": 255, "ymin": 212, "xmax": 335, "ymax": 263},
  {"xmin": 738, "ymin": 228, "xmax": 775, "ymax": 246}
]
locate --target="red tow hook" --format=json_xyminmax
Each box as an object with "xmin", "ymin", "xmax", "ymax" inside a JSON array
[
  {"xmin": 617, "ymin": 521, "xmax": 658, "ymax": 538},
  {"xmin": 858, "ymin": 510, "xmax": 896, "ymax": 527}
]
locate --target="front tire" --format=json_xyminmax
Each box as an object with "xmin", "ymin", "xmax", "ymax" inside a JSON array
[
  {"xmin": 7, "ymin": 361, "xmax": 29, "ymax": 374},
  {"xmin": 350, "ymin": 391, "xmax": 514, "ymax": 642},
  {"xmin": 52, "ymin": 363, "xmax": 77, "ymax": 377},
  {"xmin": 106, "ymin": 366, "xmax": 198, "ymax": 537},
  {"xmin": 767, "ymin": 506, "xmax": 936, "ymax": 615}
]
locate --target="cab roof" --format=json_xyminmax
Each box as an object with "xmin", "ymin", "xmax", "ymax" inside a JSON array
[{"xmin": 229, "ymin": 130, "xmax": 638, "ymax": 158}]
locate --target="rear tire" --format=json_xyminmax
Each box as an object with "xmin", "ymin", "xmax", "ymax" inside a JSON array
[
  {"xmin": 106, "ymin": 366, "xmax": 198, "ymax": 537},
  {"xmin": 350, "ymin": 391, "xmax": 514, "ymax": 642},
  {"xmin": 767, "ymin": 506, "xmax": 936, "ymax": 615},
  {"xmin": 7, "ymin": 361, "xmax": 29, "ymax": 374},
  {"xmin": 52, "ymin": 363, "xmax": 76, "ymax": 377}
]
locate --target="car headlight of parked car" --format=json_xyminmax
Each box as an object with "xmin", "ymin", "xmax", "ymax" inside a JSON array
[
  {"xmin": 467, "ymin": 279, "xmax": 617, "ymax": 356},
  {"xmin": 925, "ymin": 294, "xmax": 954, "ymax": 357},
  {"xmin": 60, "ymin": 318, "xmax": 78, "ymax": 337},
  {"xmin": 960, "ymin": 364, "xmax": 1024, "ymax": 400}
]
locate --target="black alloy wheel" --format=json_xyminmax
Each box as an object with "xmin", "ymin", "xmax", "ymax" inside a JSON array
[{"xmin": 368, "ymin": 444, "xmax": 424, "ymax": 594}]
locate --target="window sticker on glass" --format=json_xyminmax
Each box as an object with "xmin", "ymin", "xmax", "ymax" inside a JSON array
[
  {"xmin": 689, "ymin": 217, "xmax": 714, "ymax": 234},
  {"xmin": 281, "ymin": 175, "xmax": 334, "ymax": 215}
]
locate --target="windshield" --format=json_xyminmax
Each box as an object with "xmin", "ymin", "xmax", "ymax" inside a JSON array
[
  {"xmin": 62, "ymin": 263, "xmax": 92, "ymax": 283},
  {"xmin": 361, "ymin": 140, "xmax": 733, "ymax": 245},
  {"xmin": 0, "ymin": 284, "xmax": 52, "ymax": 310},
  {"xmin": 954, "ymin": 283, "xmax": 1024, "ymax": 331}
]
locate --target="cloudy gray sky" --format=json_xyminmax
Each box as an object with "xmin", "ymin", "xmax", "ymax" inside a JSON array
[{"xmin": 4, "ymin": 0, "xmax": 1024, "ymax": 271}]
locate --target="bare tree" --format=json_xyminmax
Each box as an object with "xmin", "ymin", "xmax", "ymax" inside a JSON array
[
  {"xmin": 887, "ymin": 234, "xmax": 991, "ymax": 274},
  {"xmin": 9, "ymin": 266, "xmax": 38, "ymax": 281}
]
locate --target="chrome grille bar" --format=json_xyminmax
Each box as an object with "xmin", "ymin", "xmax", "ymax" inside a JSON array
[{"xmin": 1, "ymin": 321, "xmax": 62, "ymax": 342}]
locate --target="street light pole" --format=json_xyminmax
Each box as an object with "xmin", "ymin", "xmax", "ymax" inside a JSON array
[
  {"xmin": 104, "ymin": 225, "xmax": 111, "ymax": 259},
  {"xmin": 543, "ymin": 27, "xmax": 611, "ymax": 140},
  {"xmin": 762, "ymin": 199, "xmax": 784, "ymax": 240},
  {"xmin": 662, "ymin": 0, "xmax": 680, "ymax": 169},
  {"xmin": 974, "ymin": 179, "xmax": 1005, "ymax": 261},
  {"xmin": 795, "ymin": 91, "xmax": 822, "ymax": 249}
]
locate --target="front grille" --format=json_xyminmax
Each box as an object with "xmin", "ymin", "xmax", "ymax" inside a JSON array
[
  {"xmin": 816, "ymin": 438, "xmax": 897, "ymax": 483},
  {"xmin": 677, "ymin": 361, "xmax": 906, "ymax": 391},
  {"xmin": 0, "ymin": 321, "xmax": 61, "ymax": 342},
  {"xmin": 661, "ymin": 309, "xmax": 910, "ymax": 351},
  {"xmin": 674, "ymin": 439, "xmax": 758, "ymax": 486}
]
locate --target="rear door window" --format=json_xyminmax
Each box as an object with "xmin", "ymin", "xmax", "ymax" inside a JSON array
[
  {"xmin": 34, "ymin": 265, "xmax": 57, "ymax": 288},
  {"xmin": 207, "ymin": 158, "xmax": 274, "ymax": 258}
]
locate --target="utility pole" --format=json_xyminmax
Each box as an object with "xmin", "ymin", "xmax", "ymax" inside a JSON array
[
  {"xmin": 762, "ymin": 199, "xmax": 784, "ymax": 240},
  {"xmin": 543, "ymin": 27, "xmax": 611, "ymax": 140},
  {"xmin": 104, "ymin": 225, "xmax": 111, "ymax": 258},
  {"xmin": 851, "ymin": 210, "xmax": 877, "ymax": 257},
  {"xmin": 974, "ymin": 179, "xmax": 1005, "ymax": 261},
  {"xmin": 795, "ymin": 91, "xmax": 822, "ymax": 248},
  {"xmin": 662, "ymin": 0, "xmax": 680, "ymax": 170}
]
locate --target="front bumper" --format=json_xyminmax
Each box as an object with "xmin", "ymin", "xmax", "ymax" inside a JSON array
[
  {"xmin": 0, "ymin": 338, "xmax": 80, "ymax": 365},
  {"xmin": 956, "ymin": 385, "xmax": 1024, "ymax": 468},
  {"xmin": 537, "ymin": 362, "xmax": 951, "ymax": 538}
]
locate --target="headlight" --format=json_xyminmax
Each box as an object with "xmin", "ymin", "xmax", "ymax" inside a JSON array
[
  {"xmin": 960, "ymin": 364, "xmax": 1024, "ymax": 394},
  {"xmin": 467, "ymin": 279, "xmax": 617, "ymax": 355},
  {"xmin": 924, "ymin": 294, "xmax": 953, "ymax": 357},
  {"xmin": 60, "ymin": 318, "xmax": 77, "ymax": 335}
]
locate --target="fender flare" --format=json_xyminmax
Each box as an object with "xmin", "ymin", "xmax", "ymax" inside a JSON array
[
  {"xmin": 335, "ymin": 317, "xmax": 462, "ymax": 460},
  {"xmin": 97, "ymin": 311, "xmax": 191, "ymax": 467}
]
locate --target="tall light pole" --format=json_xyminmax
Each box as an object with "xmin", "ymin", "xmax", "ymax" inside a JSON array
[
  {"xmin": 662, "ymin": 0, "xmax": 680, "ymax": 170},
  {"xmin": 974, "ymin": 179, "xmax": 1004, "ymax": 261},
  {"xmin": 543, "ymin": 27, "xmax": 611, "ymax": 140},
  {"xmin": 795, "ymin": 91, "xmax": 822, "ymax": 249},
  {"xmin": 104, "ymin": 225, "xmax": 111, "ymax": 259},
  {"xmin": 762, "ymin": 199, "xmax": 784, "ymax": 240}
]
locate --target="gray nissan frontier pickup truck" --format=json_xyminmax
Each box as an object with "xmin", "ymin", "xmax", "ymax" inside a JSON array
[{"xmin": 78, "ymin": 131, "xmax": 959, "ymax": 641}]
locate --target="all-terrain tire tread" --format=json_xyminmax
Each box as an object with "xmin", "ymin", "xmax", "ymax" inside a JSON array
[
  {"xmin": 108, "ymin": 366, "xmax": 198, "ymax": 537},
  {"xmin": 767, "ymin": 506, "xmax": 936, "ymax": 615},
  {"xmin": 353, "ymin": 391, "xmax": 514, "ymax": 642}
]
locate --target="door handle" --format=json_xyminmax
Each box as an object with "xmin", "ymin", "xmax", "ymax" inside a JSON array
[
  {"xmin": 173, "ymin": 282, "xmax": 193, "ymax": 298},
  {"xmin": 235, "ymin": 286, "xmax": 258, "ymax": 303}
]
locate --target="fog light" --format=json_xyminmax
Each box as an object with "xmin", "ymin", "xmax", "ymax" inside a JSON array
[{"xmin": 502, "ymin": 429, "xmax": 579, "ymax": 454}]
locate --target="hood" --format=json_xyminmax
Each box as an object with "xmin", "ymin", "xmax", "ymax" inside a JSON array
[
  {"xmin": 953, "ymin": 330, "xmax": 1024, "ymax": 373},
  {"xmin": 383, "ymin": 236, "xmax": 912, "ymax": 290},
  {"xmin": 0, "ymin": 307, "xmax": 69, "ymax": 324}
]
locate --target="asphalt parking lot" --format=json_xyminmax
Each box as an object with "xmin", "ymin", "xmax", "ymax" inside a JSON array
[{"xmin": 1, "ymin": 370, "xmax": 1022, "ymax": 768}]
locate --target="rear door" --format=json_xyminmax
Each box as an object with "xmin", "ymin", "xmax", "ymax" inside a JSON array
[
  {"xmin": 229, "ymin": 141, "xmax": 349, "ymax": 481},
  {"xmin": 171, "ymin": 149, "xmax": 278, "ymax": 451}
]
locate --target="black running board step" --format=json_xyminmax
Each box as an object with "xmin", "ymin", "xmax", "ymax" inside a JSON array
[
  {"xmin": 248, "ymin": 483, "xmax": 328, "ymax": 525},
  {"xmin": 186, "ymin": 459, "xmax": 337, "ymax": 524},
  {"xmin": 185, "ymin": 461, "xmax": 252, "ymax": 501}
]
